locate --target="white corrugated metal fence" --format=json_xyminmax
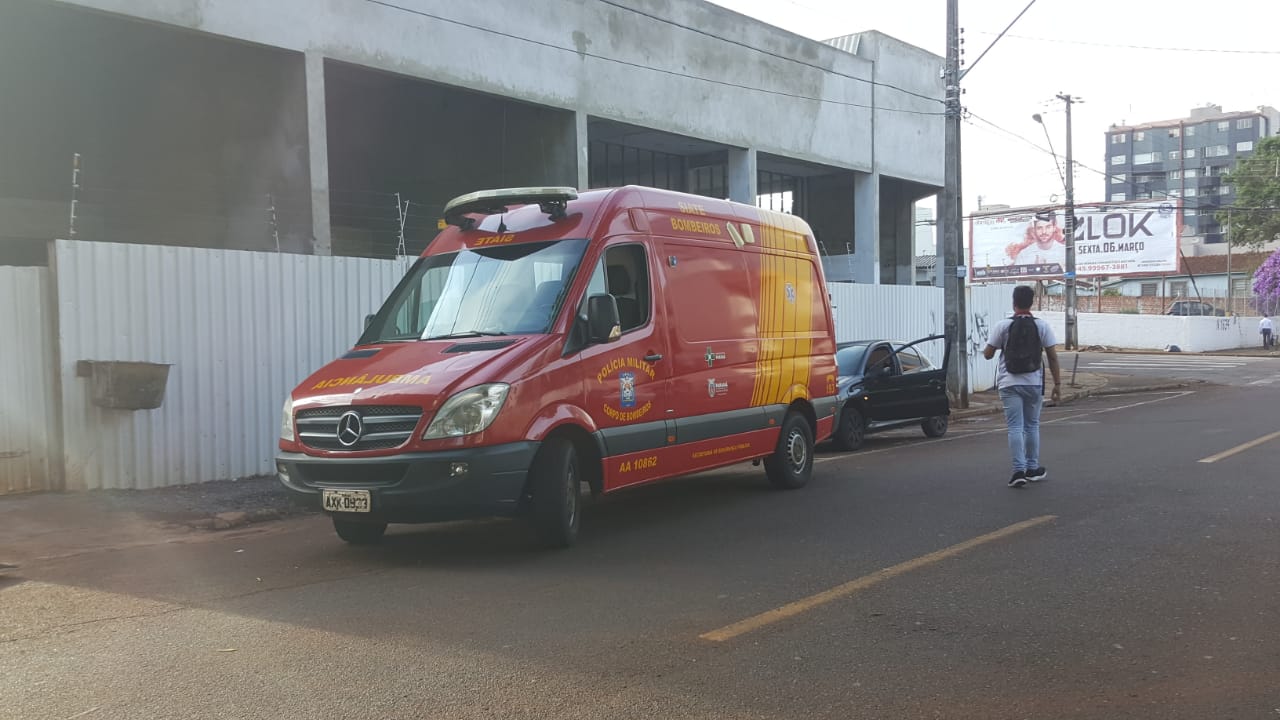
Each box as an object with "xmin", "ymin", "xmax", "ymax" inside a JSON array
[
  {"xmin": 0, "ymin": 266, "xmax": 58, "ymax": 494},
  {"xmin": 829, "ymin": 282, "xmax": 1003, "ymax": 393},
  {"xmin": 53, "ymin": 240, "xmax": 406, "ymax": 490}
]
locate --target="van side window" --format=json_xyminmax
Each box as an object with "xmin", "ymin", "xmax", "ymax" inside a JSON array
[{"xmin": 603, "ymin": 245, "xmax": 650, "ymax": 332}]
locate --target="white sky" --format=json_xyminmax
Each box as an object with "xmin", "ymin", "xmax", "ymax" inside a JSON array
[{"xmin": 709, "ymin": 0, "xmax": 1280, "ymax": 231}]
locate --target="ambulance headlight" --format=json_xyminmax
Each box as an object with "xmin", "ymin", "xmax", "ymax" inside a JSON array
[
  {"xmin": 280, "ymin": 396, "xmax": 296, "ymax": 442},
  {"xmin": 424, "ymin": 384, "xmax": 510, "ymax": 439}
]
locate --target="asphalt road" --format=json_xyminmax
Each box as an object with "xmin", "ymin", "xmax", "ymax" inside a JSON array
[
  {"xmin": 1073, "ymin": 351, "xmax": 1280, "ymax": 387},
  {"xmin": 4, "ymin": 383, "xmax": 1280, "ymax": 719}
]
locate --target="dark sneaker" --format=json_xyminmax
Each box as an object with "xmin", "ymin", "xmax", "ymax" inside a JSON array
[
  {"xmin": 1008, "ymin": 471, "xmax": 1028, "ymax": 488},
  {"xmin": 1026, "ymin": 467, "xmax": 1048, "ymax": 482}
]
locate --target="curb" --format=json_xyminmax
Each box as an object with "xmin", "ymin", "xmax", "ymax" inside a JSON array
[
  {"xmin": 1092, "ymin": 381, "xmax": 1195, "ymax": 396},
  {"xmin": 951, "ymin": 380, "xmax": 1191, "ymax": 420},
  {"xmin": 1090, "ymin": 348, "xmax": 1279, "ymax": 359}
]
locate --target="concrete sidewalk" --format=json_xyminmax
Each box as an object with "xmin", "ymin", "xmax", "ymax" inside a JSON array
[{"xmin": 0, "ymin": 475, "xmax": 305, "ymax": 568}]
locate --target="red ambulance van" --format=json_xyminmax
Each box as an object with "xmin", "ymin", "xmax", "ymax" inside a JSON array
[{"xmin": 277, "ymin": 186, "xmax": 840, "ymax": 547}]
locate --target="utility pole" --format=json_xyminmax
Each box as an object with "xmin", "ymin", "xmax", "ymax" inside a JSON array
[
  {"xmin": 1225, "ymin": 208, "xmax": 1233, "ymax": 314},
  {"xmin": 1058, "ymin": 93, "xmax": 1080, "ymax": 350},
  {"xmin": 942, "ymin": 0, "xmax": 969, "ymax": 407}
]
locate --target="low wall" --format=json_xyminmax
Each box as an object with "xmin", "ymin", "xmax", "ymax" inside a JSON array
[{"xmin": 1031, "ymin": 311, "xmax": 1265, "ymax": 352}]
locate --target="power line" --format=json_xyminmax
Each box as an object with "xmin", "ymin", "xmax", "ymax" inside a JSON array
[
  {"xmin": 364, "ymin": 0, "xmax": 945, "ymax": 115},
  {"xmin": 961, "ymin": 0, "xmax": 1038, "ymax": 79},
  {"xmin": 963, "ymin": 111, "xmax": 1280, "ymax": 212},
  {"xmin": 971, "ymin": 31, "xmax": 1280, "ymax": 55},
  {"xmin": 594, "ymin": 0, "xmax": 943, "ymax": 105}
]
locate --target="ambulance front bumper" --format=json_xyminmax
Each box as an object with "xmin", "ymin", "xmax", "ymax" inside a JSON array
[{"xmin": 276, "ymin": 441, "xmax": 540, "ymax": 523}]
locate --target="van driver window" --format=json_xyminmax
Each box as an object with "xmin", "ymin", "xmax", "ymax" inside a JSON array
[{"xmin": 603, "ymin": 245, "xmax": 650, "ymax": 332}]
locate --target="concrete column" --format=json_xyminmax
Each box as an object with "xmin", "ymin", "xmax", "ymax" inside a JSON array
[
  {"xmin": 880, "ymin": 196, "xmax": 913, "ymax": 285},
  {"xmin": 574, "ymin": 111, "xmax": 589, "ymax": 190},
  {"xmin": 851, "ymin": 171, "xmax": 880, "ymax": 284},
  {"xmin": 304, "ymin": 51, "xmax": 331, "ymax": 256},
  {"xmin": 727, "ymin": 147, "xmax": 758, "ymax": 205}
]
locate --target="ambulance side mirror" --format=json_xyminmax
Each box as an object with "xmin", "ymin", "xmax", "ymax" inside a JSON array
[{"xmin": 586, "ymin": 294, "xmax": 622, "ymax": 344}]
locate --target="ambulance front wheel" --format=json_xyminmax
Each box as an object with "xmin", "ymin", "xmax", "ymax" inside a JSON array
[
  {"xmin": 766, "ymin": 413, "xmax": 814, "ymax": 490},
  {"xmin": 529, "ymin": 436, "xmax": 581, "ymax": 548}
]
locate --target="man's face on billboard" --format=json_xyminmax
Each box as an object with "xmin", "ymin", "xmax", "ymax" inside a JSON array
[{"xmin": 1031, "ymin": 219, "xmax": 1057, "ymax": 245}]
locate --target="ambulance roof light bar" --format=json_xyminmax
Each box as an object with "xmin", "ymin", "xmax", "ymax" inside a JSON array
[{"xmin": 443, "ymin": 187, "xmax": 578, "ymax": 230}]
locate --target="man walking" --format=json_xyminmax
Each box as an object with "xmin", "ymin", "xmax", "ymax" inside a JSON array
[
  {"xmin": 1261, "ymin": 315, "xmax": 1274, "ymax": 349},
  {"xmin": 983, "ymin": 285, "xmax": 1062, "ymax": 488}
]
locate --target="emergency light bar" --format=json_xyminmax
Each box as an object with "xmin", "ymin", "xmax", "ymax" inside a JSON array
[{"xmin": 443, "ymin": 187, "xmax": 578, "ymax": 229}]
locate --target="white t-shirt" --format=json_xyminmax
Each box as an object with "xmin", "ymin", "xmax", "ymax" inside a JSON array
[
  {"xmin": 1013, "ymin": 242, "xmax": 1065, "ymax": 269},
  {"xmin": 987, "ymin": 315, "xmax": 1058, "ymax": 389},
  {"xmin": 1261, "ymin": 317, "xmax": 1274, "ymax": 332}
]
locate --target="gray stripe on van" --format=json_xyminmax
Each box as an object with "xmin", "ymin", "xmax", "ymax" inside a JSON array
[{"xmin": 599, "ymin": 419, "xmax": 669, "ymax": 456}]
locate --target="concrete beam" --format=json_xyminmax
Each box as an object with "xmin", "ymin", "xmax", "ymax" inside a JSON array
[
  {"xmin": 305, "ymin": 51, "xmax": 331, "ymax": 256},
  {"xmin": 727, "ymin": 148, "xmax": 757, "ymax": 205}
]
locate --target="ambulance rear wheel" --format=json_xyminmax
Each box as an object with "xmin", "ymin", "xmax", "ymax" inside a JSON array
[
  {"xmin": 530, "ymin": 436, "xmax": 581, "ymax": 548},
  {"xmin": 332, "ymin": 517, "xmax": 387, "ymax": 545},
  {"xmin": 766, "ymin": 413, "xmax": 814, "ymax": 490}
]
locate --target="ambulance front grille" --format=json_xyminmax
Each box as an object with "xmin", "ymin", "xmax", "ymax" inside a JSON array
[{"xmin": 296, "ymin": 405, "xmax": 423, "ymax": 451}]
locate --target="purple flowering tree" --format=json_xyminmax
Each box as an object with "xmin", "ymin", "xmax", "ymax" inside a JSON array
[{"xmin": 1254, "ymin": 249, "xmax": 1280, "ymax": 315}]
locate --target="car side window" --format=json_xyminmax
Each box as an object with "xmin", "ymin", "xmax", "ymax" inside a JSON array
[
  {"xmin": 896, "ymin": 347, "xmax": 924, "ymax": 374},
  {"xmin": 866, "ymin": 345, "xmax": 895, "ymax": 375}
]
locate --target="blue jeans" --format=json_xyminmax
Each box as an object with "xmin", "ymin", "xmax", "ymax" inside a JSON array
[{"xmin": 999, "ymin": 385, "xmax": 1042, "ymax": 473}]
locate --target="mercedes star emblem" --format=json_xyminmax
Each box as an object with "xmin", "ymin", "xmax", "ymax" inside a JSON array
[{"xmin": 336, "ymin": 410, "xmax": 364, "ymax": 447}]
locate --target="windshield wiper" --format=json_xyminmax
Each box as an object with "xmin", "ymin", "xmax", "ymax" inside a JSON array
[{"xmin": 423, "ymin": 330, "xmax": 510, "ymax": 341}]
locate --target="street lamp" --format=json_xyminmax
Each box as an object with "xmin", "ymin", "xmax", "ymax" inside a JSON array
[
  {"xmin": 1032, "ymin": 113, "xmax": 1066, "ymax": 191},
  {"xmin": 1033, "ymin": 99, "xmax": 1080, "ymax": 350}
]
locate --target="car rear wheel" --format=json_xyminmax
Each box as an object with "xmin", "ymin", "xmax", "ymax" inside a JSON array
[
  {"xmin": 332, "ymin": 517, "xmax": 387, "ymax": 545},
  {"xmin": 922, "ymin": 415, "xmax": 949, "ymax": 438},
  {"xmin": 529, "ymin": 436, "xmax": 581, "ymax": 548},
  {"xmin": 766, "ymin": 413, "xmax": 814, "ymax": 490},
  {"xmin": 833, "ymin": 406, "xmax": 866, "ymax": 451}
]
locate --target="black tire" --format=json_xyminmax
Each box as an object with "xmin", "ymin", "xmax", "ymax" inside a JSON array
[
  {"xmin": 529, "ymin": 436, "xmax": 581, "ymax": 548},
  {"xmin": 922, "ymin": 415, "xmax": 949, "ymax": 438},
  {"xmin": 332, "ymin": 517, "xmax": 387, "ymax": 545},
  {"xmin": 765, "ymin": 413, "xmax": 814, "ymax": 490},
  {"xmin": 833, "ymin": 406, "xmax": 867, "ymax": 451}
]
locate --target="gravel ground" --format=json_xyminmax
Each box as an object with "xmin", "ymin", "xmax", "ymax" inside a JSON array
[{"xmin": 94, "ymin": 474, "xmax": 313, "ymax": 523}]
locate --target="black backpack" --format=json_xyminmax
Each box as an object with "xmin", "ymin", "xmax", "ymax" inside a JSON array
[{"xmin": 1003, "ymin": 315, "xmax": 1043, "ymax": 374}]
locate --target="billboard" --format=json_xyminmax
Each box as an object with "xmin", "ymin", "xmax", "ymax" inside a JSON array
[{"xmin": 969, "ymin": 202, "xmax": 1180, "ymax": 281}]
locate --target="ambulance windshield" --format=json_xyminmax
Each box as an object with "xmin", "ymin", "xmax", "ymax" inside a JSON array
[{"xmin": 360, "ymin": 239, "xmax": 590, "ymax": 344}]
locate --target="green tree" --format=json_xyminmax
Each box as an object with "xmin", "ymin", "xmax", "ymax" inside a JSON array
[{"xmin": 1219, "ymin": 135, "xmax": 1280, "ymax": 249}]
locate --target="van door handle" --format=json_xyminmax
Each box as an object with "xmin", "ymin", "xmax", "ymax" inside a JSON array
[{"xmin": 644, "ymin": 353, "xmax": 664, "ymax": 362}]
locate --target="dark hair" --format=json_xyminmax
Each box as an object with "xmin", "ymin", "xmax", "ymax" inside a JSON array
[{"xmin": 1013, "ymin": 285, "xmax": 1034, "ymax": 310}]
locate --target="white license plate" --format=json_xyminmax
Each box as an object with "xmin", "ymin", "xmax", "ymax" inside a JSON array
[{"xmin": 322, "ymin": 489, "xmax": 371, "ymax": 513}]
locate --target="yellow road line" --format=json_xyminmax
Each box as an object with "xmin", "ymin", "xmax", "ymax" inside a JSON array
[
  {"xmin": 1197, "ymin": 430, "xmax": 1280, "ymax": 464},
  {"xmin": 699, "ymin": 515, "xmax": 1057, "ymax": 643}
]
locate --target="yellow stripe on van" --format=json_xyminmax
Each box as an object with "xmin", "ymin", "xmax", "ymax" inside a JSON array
[{"xmin": 750, "ymin": 211, "xmax": 817, "ymax": 408}]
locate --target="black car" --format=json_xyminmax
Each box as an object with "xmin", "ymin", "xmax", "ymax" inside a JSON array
[
  {"xmin": 832, "ymin": 335, "xmax": 951, "ymax": 451},
  {"xmin": 1165, "ymin": 300, "xmax": 1225, "ymax": 317}
]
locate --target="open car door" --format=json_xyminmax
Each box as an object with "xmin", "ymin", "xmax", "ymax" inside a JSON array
[{"xmin": 872, "ymin": 334, "xmax": 949, "ymax": 421}]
